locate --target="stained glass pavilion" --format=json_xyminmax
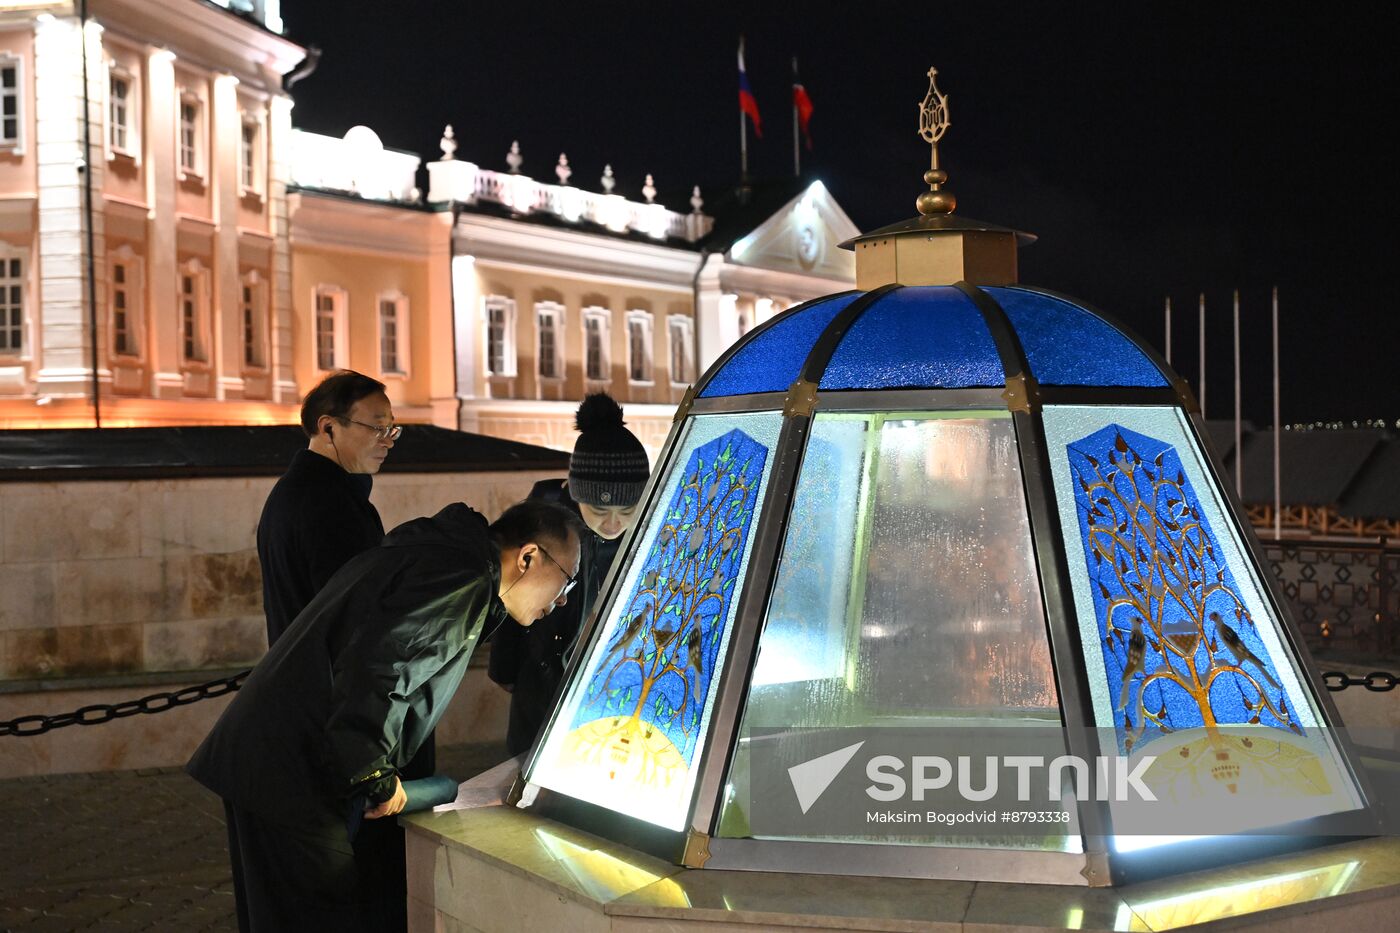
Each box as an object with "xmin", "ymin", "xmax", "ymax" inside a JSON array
[{"xmin": 512, "ymin": 79, "xmax": 1378, "ymax": 887}]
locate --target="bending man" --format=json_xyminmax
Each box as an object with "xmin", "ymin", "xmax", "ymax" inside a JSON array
[{"xmin": 188, "ymin": 499, "xmax": 583, "ymax": 932}]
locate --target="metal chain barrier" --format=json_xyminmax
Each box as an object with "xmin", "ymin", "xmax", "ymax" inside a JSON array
[
  {"xmin": 3, "ymin": 667, "xmax": 1396, "ymax": 737},
  {"xmin": 1322, "ymin": 671, "xmax": 1400, "ymax": 693},
  {"xmin": 0, "ymin": 669, "xmax": 249, "ymax": 738}
]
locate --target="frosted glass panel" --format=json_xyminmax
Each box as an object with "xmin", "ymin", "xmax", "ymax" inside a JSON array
[
  {"xmin": 857, "ymin": 415, "xmax": 1056, "ymax": 717},
  {"xmin": 721, "ymin": 412, "xmax": 1061, "ymax": 845},
  {"xmin": 528, "ymin": 412, "xmax": 782, "ymax": 831},
  {"xmin": 749, "ymin": 416, "xmax": 868, "ymax": 691},
  {"xmin": 740, "ymin": 412, "xmax": 1057, "ymax": 726}
]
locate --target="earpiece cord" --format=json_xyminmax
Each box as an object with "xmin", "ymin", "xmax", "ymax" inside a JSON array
[{"xmin": 483, "ymin": 561, "xmax": 529, "ymax": 643}]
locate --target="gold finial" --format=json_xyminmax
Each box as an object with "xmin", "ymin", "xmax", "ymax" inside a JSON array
[{"xmin": 916, "ymin": 67, "xmax": 956, "ymax": 215}]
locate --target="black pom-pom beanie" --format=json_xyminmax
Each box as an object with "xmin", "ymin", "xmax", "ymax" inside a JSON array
[{"xmin": 569, "ymin": 394, "xmax": 650, "ymax": 507}]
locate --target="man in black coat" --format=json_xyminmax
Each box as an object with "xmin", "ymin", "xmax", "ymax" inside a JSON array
[
  {"xmin": 489, "ymin": 394, "xmax": 649, "ymax": 755},
  {"xmin": 188, "ymin": 499, "xmax": 583, "ymax": 932},
  {"xmin": 253, "ymin": 372, "xmax": 429, "ymax": 912},
  {"xmin": 258, "ymin": 370, "xmax": 398, "ymax": 647}
]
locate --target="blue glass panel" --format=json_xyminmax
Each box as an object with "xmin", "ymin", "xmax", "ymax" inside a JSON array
[
  {"xmin": 698, "ymin": 292, "xmax": 862, "ymax": 397},
  {"xmin": 1044, "ymin": 406, "xmax": 1363, "ymax": 843},
  {"xmin": 984, "ymin": 287, "xmax": 1168, "ymax": 387},
  {"xmin": 529, "ymin": 412, "xmax": 783, "ymax": 830},
  {"xmin": 570, "ymin": 427, "xmax": 769, "ymax": 759},
  {"xmin": 1063, "ymin": 422, "xmax": 1296, "ymax": 754},
  {"xmin": 819, "ymin": 286, "xmax": 1003, "ymax": 389}
]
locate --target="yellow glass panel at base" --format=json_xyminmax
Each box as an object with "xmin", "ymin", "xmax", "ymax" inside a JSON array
[
  {"xmin": 550, "ymin": 716, "xmax": 691, "ymax": 816},
  {"xmin": 1111, "ymin": 726, "xmax": 1352, "ymax": 847}
]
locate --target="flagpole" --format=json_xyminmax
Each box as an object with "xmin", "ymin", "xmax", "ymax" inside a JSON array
[
  {"xmin": 740, "ymin": 104, "xmax": 748, "ymax": 181},
  {"xmin": 792, "ymin": 57, "xmax": 800, "ymax": 178},
  {"xmin": 739, "ymin": 37, "xmax": 749, "ymax": 182},
  {"xmin": 1164, "ymin": 295, "xmax": 1172, "ymax": 365},
  {"xmin": 1233, "ymin": 288, "xmax": 1242, "ymax": 497},
  {"xmin": 1272, "ymin": 286, "xmax": 1281, "ymax": 539},
  {"xmin": 1198, "ymin": 292, "xmax": 1207, "ymax": 418}
]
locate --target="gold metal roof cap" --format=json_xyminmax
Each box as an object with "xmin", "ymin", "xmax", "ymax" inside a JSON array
[{"xmin": 841, "ymin": 68, "xmax": 1035, "ymax": 290}]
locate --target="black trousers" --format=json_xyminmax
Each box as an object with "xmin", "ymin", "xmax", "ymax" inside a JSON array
[{"xmin": 223, "ymin": 801, "xmax": 407, "ymax": 933}]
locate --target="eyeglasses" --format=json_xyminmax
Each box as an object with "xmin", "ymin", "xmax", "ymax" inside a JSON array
[
  {"xmin": 537, "ymin": 545, "xmax": 578, "ymax": 598},
  {"xmin": 341, "ymin": 418, "xmax": 403, "ymax": 442}
]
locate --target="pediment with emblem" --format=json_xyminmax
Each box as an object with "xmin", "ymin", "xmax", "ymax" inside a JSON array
[{"xmin": 727, "ymin": 182, "xmax": 858, "ymax": 281}]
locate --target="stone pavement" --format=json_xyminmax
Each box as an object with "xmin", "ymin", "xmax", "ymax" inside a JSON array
[{"xmin": 0, "ymin": 742, "xmax": 509, "ymax": 932}]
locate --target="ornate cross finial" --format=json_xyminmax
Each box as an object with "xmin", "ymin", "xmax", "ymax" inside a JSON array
[
  {"xmin": 601, "ymin": 164, "xmax": 616, "ymax": 194},
  {"xmin": 439, "ymin": 125, "xmax": 457, "ymax": 161},
  {"xmin": 690, "ymin": 185, "xmax": 703, "ymax": 214},
  {"xmin": 916, "ymin": 67, "xmax": 956, "ymax": 215},
  {"xmin": 642, "ymin": 173, "xmax": 657, "ymax": 204},
  {"xmin": 555, "ymin": 152, "xmax": 572, "ymax": 186},
  {"xmin": 506, "ymin": 140, "xmax": 523, "ymax": 174},
  {"xmin": 918, "ymin": 67, "xmax": 951, "ymax": 152}
]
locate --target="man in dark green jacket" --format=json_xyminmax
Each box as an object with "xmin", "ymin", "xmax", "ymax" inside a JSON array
[{"xmin": 188, "ymin": 498, "xmax": 583, "ymax": 932}]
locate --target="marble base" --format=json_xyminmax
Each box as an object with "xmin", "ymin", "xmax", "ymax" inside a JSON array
[{"xmin": 405, "ymin": 776, "xmax": 1400, "ymax": 932}]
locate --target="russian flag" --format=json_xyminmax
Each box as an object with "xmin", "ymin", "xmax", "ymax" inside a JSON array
[{"xmin": 739, "ymin": 38, "xmax": 762, "ymax": 138}]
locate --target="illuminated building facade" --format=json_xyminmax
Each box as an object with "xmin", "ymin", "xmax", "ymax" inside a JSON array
[
  {"xmin": 0, "ymin": 0, "xmax": 858, "ymax": 450},
  {"xmin": 0, "ymin": 0, "xmax": 302, "ymax": 426},
  {"xmin": 427, "ymin": 140, "xmax": 858, "ymax": 452}
]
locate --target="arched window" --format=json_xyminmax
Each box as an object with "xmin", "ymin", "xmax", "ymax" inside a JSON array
[
  {"xmin": 582, "ymin": 306, "xmax": 610, "ymax": 383},
  {"xmin": 177, "ymin": 89, "xmax": 204, "ymax": 179},
  {"xmin": 106, "ymin": 59, "xmax": 140, "ymax": 161},
  {"xmin": 667, "ymin": 315, "xmax": 695, "ymax": 384},
  {"xmin": 241, "ymin": 271, "xmax": 268, "ymax": 370},
  {"xmin": 109, "ymin": 246, "xmax": 144, "ymax": 359},
  {"xmin": 0, "ymin": 54, "xmax": 22, "ymax": 152},
  {"xmin": 626, "ymin": 310, "xmax": 653, "ymax": 384},
  {"xmin": 313, "ymin": 285, "xmax": 347, "ymax": 371},
  {"xmin": 535, "ymin": 300, "xmax": 564, "ymax": 381},
  {"xmin": 0, "ymin": 245, "xmax": 27, "ymax": 357},
  {"xmin": 240, "ymin": 111, "xmax": 263, "ymax": 195},
  {"xmin": 378, "ymin": 290, "xmax": 409, "ymax": 376},
  {"xmin": 483, "ymin": 295, "xmax": 517, "ymax": 377},
  {"xmin": 178, "ymin": 259, "xmax": 210, "ymax": 363}
]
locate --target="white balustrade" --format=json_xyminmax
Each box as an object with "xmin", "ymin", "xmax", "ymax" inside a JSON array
[{"xmin": 427, "ymin": 147, "xmax": 706, "ymax": 242}]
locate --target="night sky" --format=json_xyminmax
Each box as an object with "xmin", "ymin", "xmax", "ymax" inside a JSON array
[{"xmin": 281, "ymin": 2, "xmax": 1398, "ymax": 427}]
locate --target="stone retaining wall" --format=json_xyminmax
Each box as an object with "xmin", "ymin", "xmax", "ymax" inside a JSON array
[
  {"xmin": 0, "ymin": 468, "xmax": 556, "ymax": 776},
  {"xmin": 0, "ymin": 469, "xmax": 553, "ymax": 680}
]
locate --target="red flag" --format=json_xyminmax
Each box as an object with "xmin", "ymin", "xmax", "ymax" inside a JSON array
[
  {"xmin": 792, "ymin": 60, "xmax": 814, "ymax": 150},
  {"xmin": 739, "ymin": 38, "xmax": 762, "ymax": 138}
]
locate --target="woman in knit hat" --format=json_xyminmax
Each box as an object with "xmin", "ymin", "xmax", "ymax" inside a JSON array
[{"xmin": 488, "ymin": 393, "xmax": 651, "ymax": 755}]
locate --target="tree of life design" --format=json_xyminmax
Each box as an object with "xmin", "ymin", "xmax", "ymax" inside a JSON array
[
  {"xmin": 572, "ymin": 428, "xmax": 768, "ymax": 765},
  {"xmin": 1067, "ymin": 424, "xmax": 1299, "ymax": 754}
]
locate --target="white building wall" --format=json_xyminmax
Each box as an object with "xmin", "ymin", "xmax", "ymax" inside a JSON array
[
  {"xmin": 33, "ymin": 15, "xmax": 104, "ymax": 398},
  {"xmin": 144, "ymin": 45, "xmax": 181, "ymax": 399},
  {"xmin": 268, "ymin": 94, "xmax": 296, "ymax": 403}
]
